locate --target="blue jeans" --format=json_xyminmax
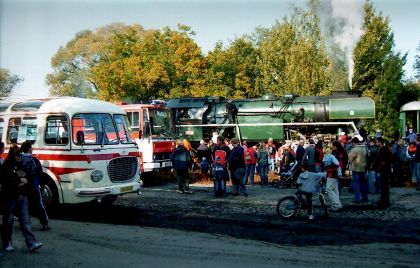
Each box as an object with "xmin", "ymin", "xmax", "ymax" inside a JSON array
[
  {"xmin": 232, "ymin": 168, "xmax": 247, "ymax": 195},
  {"xmin": 352, "ymin": 171, "xmax": 369, "ymax": 202},
  {"xmin": 368, "ymin": 170, "xmax": 379, "ymax": 193},
  {"xmin": 1, "ymin": 196, "xmax": 37, "ymax": 249},
  {"xmin": 259, "ymin": 164, "xmax": 269, "ymax": 185},
  {"xmin": 244, "ymin": 164, "xmax": 256, "ymax": 185}
]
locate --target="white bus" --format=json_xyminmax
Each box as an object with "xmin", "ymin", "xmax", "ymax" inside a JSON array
[{"xmin": 0, "ymin": 97, "xmax": 141, "ymax": 206}]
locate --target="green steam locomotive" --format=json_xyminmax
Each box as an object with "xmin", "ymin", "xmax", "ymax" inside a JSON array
[{"xmin": 166, "ymin": 94, "xmax": 375, "ymax": 143}]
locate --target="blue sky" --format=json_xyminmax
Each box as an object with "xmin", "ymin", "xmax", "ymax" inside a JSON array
[{"xmin": 1, "ymin": 0, "xmax": 419, "ymax": 100}]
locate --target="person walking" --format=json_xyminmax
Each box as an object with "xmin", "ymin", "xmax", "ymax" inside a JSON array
[
  {"xmin": 228, "ymin": 138, "xmax": 248, "ymax": 197},
  {"xmin": 257, "ymin": 142, "xmax": 269, "ymax": 186},
  {"xmin": 170, "ymin": 140, "xmax": 192, "ymax": 194},
  {"xmin": 19, "ymin": 141, "xmax": 50, "ymax": 231},
  {"xmin": 373, "ymin": 137, "xmax": 392, "ymax": 208},
  {"xmin": 1, "ymin": 145, "xmax": 43, "ymax": 253},
  {"xmin": 243, "ymin": 141, "xmax": 257, "ymax": 186},
  {"xmin": 323, "ymin": 147, "xmax": 342, "ymax": 211},
  {"xmin": 348, "ymin": 137, "xmax": 369, "ymax": 203}
]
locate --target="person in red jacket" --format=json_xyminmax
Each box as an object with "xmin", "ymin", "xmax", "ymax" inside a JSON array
[{"xmin": 243, "ymin": 142, "xmax": 257, "ymax": 185}]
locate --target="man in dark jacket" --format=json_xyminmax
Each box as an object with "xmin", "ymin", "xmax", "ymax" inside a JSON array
[
  {"xmin": 20, "ymin": 141, "xmax": 50, "ymax": 230},
  {"xmin": 170, "ymin": 140, "xmax": 192, "ymax": 194},
  {"xmin": 301, "ymin": 139, "xmax": 316, "ymax": 172},
  {"xmin": 373, "ymin": 137, "xmax": 392, "ymax": 208},
  {"xmin": 228, "ymin": 138, "xmax": 248, "ymax": 197},
  {"xmin": 296, "ymin": 140, "xmax": 305, "ymax": 163}
]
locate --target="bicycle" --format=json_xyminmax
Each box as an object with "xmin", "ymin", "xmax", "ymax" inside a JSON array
[{"xmin": 276, "ymin": 178, "xmax": 328, "ymax": 218}]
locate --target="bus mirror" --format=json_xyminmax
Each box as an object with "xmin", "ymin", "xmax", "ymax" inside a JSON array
[{"xmin": 76, "ymin": 131, "xmax": 85, "ymax": 145}]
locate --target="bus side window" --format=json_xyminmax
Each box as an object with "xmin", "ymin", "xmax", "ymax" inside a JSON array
[
  {"xmin": 7, "ymin": 118, "xmax": 21, "ymax": 144},
  {"xmin": 45, "ymin": 115, "xmax": 69, "ymax": 145}
]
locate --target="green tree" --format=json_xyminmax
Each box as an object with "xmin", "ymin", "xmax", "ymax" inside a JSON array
[
  {"xmin": 47, "ymin": 23, "xmax": 206, "ymax": 101},
  {"xmin": 352, "ymin": 1, "xmax": 406, "ymax": 138},
  {"xmin": 93, "ymin": 24, "xmax": 206, "ymax": 101},
  {"xmin": 255, "ymin": 0, "xmax": 331, "ymax": 97},
  {"xmin": 414, "ymin": 42, "xmax": 420, "ymax": 80},
  {"xmin": 205, "ymin": 37, "xmax": 257, "ymax": 98},
  {"xmin": 47, "ymin": 23, "xmax": 148, "ymax": 99},
  {"xmin": 0, "ymin": 68, "xmax": 22, "ymax": 99}
]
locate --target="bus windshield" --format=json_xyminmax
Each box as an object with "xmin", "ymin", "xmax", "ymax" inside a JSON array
[
  {"xmin": 148, "ymin": 108, "xmax": 172, "ymax": 138},
  {"xmin": 114, "ymin": 114, "xmax": 134, "ymax": 144},
  {"xmin": 72, "ymin": 113, "xmax": 121, "ymax": 145}
]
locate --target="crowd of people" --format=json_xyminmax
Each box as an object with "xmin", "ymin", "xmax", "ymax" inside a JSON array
[
  {"xmin": 171, "ymin": 129, "xmax": 420, "ymax": 219},
  {"xmin": 0, "ymin": 141, "xmax": 49, "ymax": 253}
]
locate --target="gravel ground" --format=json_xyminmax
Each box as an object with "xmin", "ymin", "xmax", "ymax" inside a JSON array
[{"xmin": 50, "ymin": 178, "xmax": 420, "ymax": 247}]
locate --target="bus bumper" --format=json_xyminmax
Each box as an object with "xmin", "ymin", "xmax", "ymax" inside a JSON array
[
  {"xmin": 143, "ymin": 161, "xmax": 172, "ymax": 172},
  {"xmin": 74, "ymin": 181, "xmax": 141, "ymax": 197}
]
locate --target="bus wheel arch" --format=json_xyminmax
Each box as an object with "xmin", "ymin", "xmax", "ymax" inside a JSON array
[{"xmin": 40, "ymin": 173, "xmax": 60, "ymax": 210}]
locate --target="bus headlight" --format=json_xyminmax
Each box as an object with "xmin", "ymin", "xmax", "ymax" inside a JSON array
[
  {"xmin": 153, "ymin": 154, "xmax": 156, "ymax": 160},
  {"xmin": 91, "ymin": 170, "xmax": 104, "ymax": 183}
]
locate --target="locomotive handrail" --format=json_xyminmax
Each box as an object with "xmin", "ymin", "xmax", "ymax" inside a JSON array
[{"xmin": 175, "ymin": 121, "xmax": 357, "ymax": 131}]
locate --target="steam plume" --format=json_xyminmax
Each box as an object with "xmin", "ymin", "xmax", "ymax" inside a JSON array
[{"xmin": 330, "ymin": 0, "xmax": 364, "ymax": 86}]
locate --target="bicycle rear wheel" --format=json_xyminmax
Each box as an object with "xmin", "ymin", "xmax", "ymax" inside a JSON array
[{"xmin": 277, "ymin": 196, "xmax": 299, "ymax": 218}]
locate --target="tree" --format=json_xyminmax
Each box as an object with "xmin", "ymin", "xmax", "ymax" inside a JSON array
[
  {"xmin": 205, "ymin": 37, "xmax": 258, "ymax": 98},
  {"xmin": 255, "ymin": 0, "xmax": 331, "ymax": 97},
  {"xmin": 414, "ymin": 42, "xmax": 420, "ymax": 80},
  {"xmin": 46, "ymin": 23, "xmax": 148, "ymax": 99},
  {"xmin": 47, "ymin": 23, "xmax": 206, "ymax": 101},
  {"xmin": 352, "ymin": 1, "xmax": 406, "ymax": 138},
  {"xmin": 0, "ymin": 68, "xmax": 22, "ymax": 99}
]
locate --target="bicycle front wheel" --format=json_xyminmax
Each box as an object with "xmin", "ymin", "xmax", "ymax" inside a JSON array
[{"xmin": 277, "ymin": 196, "xmax": 299, "ymax": 218}]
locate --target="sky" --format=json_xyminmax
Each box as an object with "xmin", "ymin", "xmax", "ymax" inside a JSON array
[{"xmin": 1, "ymin": 0, "xmax": 419, "ymax": 100}]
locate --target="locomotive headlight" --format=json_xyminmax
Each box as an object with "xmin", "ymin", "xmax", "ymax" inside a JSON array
[{"xmin": 91, "ymin": 170, "xmax": 104, "ymax": 183}]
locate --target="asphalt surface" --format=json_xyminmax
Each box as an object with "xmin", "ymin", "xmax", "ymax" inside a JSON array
[{"xmin": 1, "ymin": 178, "xmax": 419, "ymax": 267}]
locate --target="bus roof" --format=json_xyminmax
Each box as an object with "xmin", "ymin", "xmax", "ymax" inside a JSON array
[
  {"xmin": 6, "ymin": 97, "xmax": 124, "ymax": 115},
  {"xmin": 400, "ymin": 101, "xmax": 420, "ymax": 112}
]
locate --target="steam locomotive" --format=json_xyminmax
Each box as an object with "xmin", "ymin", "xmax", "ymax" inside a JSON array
[{"xmin": 166, "ymin": 94, "xmax": 375, "ymax": 143}]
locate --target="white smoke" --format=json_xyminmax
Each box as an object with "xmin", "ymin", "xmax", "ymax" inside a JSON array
[{"xmin": 330, "ymin": 0, "xmax": 364, "ymax": 86}]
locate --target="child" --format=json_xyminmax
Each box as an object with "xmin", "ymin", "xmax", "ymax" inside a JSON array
[
  {"xmin": 296, "ymin": 163, "xmax": 326, "ymax": 220},
  {"xmin": 200, "ymin": 157, "xmax": 210, "ymax": 181},
  {"xmin": 211, "ymin": 157, "xmax": 226, "ymax": 197}
]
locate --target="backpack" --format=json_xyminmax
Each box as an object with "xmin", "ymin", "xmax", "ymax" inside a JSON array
[
  {"xmin": 244, "ymin": 148, "xmax": 256, "ymax": 164},
  {"xmin": 214, "ymin": 149, "xmax": 227, "ymax": 167},
  {"xmin": 408, "ymin": 144, "xmax": 416, "ymax": 157}
]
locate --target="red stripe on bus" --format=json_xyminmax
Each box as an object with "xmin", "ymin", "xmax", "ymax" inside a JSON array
[
  {"xmin": 35, "ymin": 153, "xmax": 134, "ymax": 161},
  {"xmin": 47, "ymin": 167, "xmax": 93, "ymax": 177}
]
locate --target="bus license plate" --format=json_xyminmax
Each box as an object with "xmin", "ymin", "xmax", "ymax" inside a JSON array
[{"xmin": 120, "ymin": 186, "xmax": 133, "ymax": 193}]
